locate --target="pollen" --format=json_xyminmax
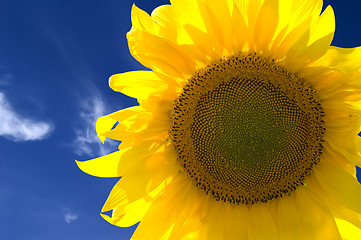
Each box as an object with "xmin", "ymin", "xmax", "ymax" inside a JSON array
[{"xmin": 171, "ymin": 53, "xmax": 325, "ymax": 204}]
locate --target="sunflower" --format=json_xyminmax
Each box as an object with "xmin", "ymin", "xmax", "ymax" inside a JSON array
[{"xmin": 76, "ymin": 0, "xmax": 361, "ymax": 239}]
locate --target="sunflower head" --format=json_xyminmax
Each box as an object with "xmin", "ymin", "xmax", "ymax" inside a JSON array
[
  {"xmin": 77, "ymin": 0, "xmax": 361, "ymax": 239},
  {"xmin": 171, "ymin": 53, "xmax": 326, "ymax": 205}
]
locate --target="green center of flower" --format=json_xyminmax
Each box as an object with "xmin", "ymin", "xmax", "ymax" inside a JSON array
[{"xmin": 171, "ymin": 53, "xmax": 325, "ymax": 204}]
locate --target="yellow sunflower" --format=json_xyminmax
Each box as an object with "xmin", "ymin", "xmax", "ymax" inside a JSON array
[{"xmin": 76, "ymin": 0, "xmax": 361, "ymax": 239}]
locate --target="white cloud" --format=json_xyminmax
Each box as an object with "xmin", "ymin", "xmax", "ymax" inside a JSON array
[
  {"xmin": 0, "ymin": 92, "xmax": 53, "ymax": 141},
  {"xmin": 63, "ymin": 208, "xmax": 79, "ymax": 224},
  {"xmin": 41, "ymin": 28, "xmax": 119, "ymax": 156},
  {"xmin": 74, "ymin": 95, "xmax": 118, "ymax": 156}
]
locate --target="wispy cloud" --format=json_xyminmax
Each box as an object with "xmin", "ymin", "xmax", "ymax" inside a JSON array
[
  {"xmin": 42, "ymin": 27, "xmax": 119, "ymax": 156},
  {"xmin": 74, "ymin": 94, "xmax": 118, "ymax": 157},
  {"xmin": 0, "ymin": 92, "xmax": 53, "ymax": 141},
  {"xmin": 62, "ymin": 207, "xmax": 79, "ymax": 224},
  {"xmin": 0, "ymin": 73, "xmax": 12, "ymax": 85}
]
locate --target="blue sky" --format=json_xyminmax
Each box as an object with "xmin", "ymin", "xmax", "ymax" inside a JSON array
[{"xmin": 1, "ymin": 0, "xmax": 361, "ymax": 239}]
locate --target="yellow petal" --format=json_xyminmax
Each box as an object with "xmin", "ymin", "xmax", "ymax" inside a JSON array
[
  {"xmin": 169, "ymin": 0, "xmax": 229, "ymax": 62},
  {"xmin": 248, "ymin": 203, "xmax": 278, "ymax": 240},
  {"xmin": 96, "ymin": 106, "xmax": 149, "ymax": 143},
  {"xmin": 109, "ymin": 71, "xmax": 169, "ymax": 100},
  {"xmin": 101, "ymin": 111, "xmax": 151, "ymax": 143},
  {"xmin": 100, "ymin": 178, "xmax": 168, "ymax": 227},
  {"xmin": 172, "ymin": 217, "xmax": 203, "ymax": 240},
  {"xmin": 247, "ymin": 0, "xmax": 262, "ymax": 29},
  {"xmin": 308, "ymin": 172, "xmax": 361, "ymax": 233},
  {"xmin": 151, "ymin": 5, "xmax": 178, "ymax": 42},
  {"xmin": 170, "ymin": 0, "xmax": 206, "ymax": 33},
  {"xmin": 335, "ymin": 218, "xmax": 361, "ymax": 240},
  {"xmin": 276, "ymin": 0, "xmax": 291, "ymax": 35},
  {"xmin": 118, "ymin": 145, "xmax": 178, "ymax": 202},
  {"xmin": 203, "ymin": 0, "xmax": 233, "ymax": 53},
  {"xmin": 273, "ymin": 17, "xmax": 312, "ymax": 60},
  {"xmin": 228, "ymin": 205, "xmax": 249, "ymax": 239},
  {"xmin": 308, "ymin": 5, "xmax": 335, "ymax": 46},
  {"xmin": 276, "ymin": 195, "xmax": 308, "ymax": 240},
  {"xmin": 202, "ymin": 199, "xmax": 229, "ymax": 239},
  {"xmin": 182, "ymin": 0, "xmax": 224, "ymax": 59},
  {"xmin": 285, "ymin": 5, "xmax": 335, "ymax": 72},
  {"xmin": 132, "ymin": 176, "xmax": 196, "ymax": 240},
  {"xmin": 246, "ymin": 0, "xmax": 262, "ymax": 48},
  {"xmin": 115, "ymin": 140, "xmax": 167, "ymax": 176},
  {"xmin": 151, "ymin": 4, "xmax": 172, "ymax": 28},
  {"xmin": 231, "ymin": 2, "xmax": 248, "ymax": 52},
  {"xmin": 75, "ymin": 150, "xmax": 125, "ymax": 177},
  {"xmin": 322, "ymin": 142, "xmax": 357, "ymax": 175},
  {"xmin": 101, "ymin": 106, "xmax": 143, "ymax": 121},
  {"xmin": 295, "ymin": 187, "xmax": 341, "ymax": 240},
  {"xmin": 273, "ymin": 0, "xmax": 325, "ymax": 60},
  {"xmin": 101, "ymin": 196, "xmax": 150, "ymax": 227},
  {"xmin": 314, "ymin": 46, "xmax": 361, "ymax": 73},
  {"xmin": 288, "ymin": 0, "xmax": 323, "ymax": 29},
  {"xmin": 151, "ymin": 1, "xmax": 208, "ymax": 67},
  {"xmin": 202, "ymin": 201, "xmax": 249, "ymax": 240},
  {"xmin": 127, "ymin": 28, "xmax": 195, "ymax": 78},
  {"xmin": 314, "ymin": 162, "xmax": 361, "ymax": 214},
  {"xmin": 102, "ymin": 173, "xmax": 168, "ymax": 213},
  {"xmin": 183, "ymin": 24, "xmax": 220, "ymax": 62},
  {"xmin": 324, "ymin": 130, "xmax": 361, "ymax": 168},
  {"xmin": 254, "ymin": 0, "xmax": 279, "ymax": 54},
  {"xmin": 131, "ymin": 4, "xmax": 160, "ymax": 34},
  {"xmin": 95, "ymin": 114, "xmax": 117, "ymax": 144}
]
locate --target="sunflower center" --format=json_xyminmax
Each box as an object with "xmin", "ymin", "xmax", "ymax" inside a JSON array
[{"xmin": 171, "ymin": 53, "xmax": 325, "ymax": 204}]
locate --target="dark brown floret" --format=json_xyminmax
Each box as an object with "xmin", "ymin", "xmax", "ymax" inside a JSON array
[{"xmin": 171, "ymin": 53, "xmax": 325, "ymax": 205}]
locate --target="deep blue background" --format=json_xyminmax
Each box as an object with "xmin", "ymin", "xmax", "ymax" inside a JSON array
[{"xmin": 1, "ymin": 0, "xmax": 360, "ymax": 239}]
